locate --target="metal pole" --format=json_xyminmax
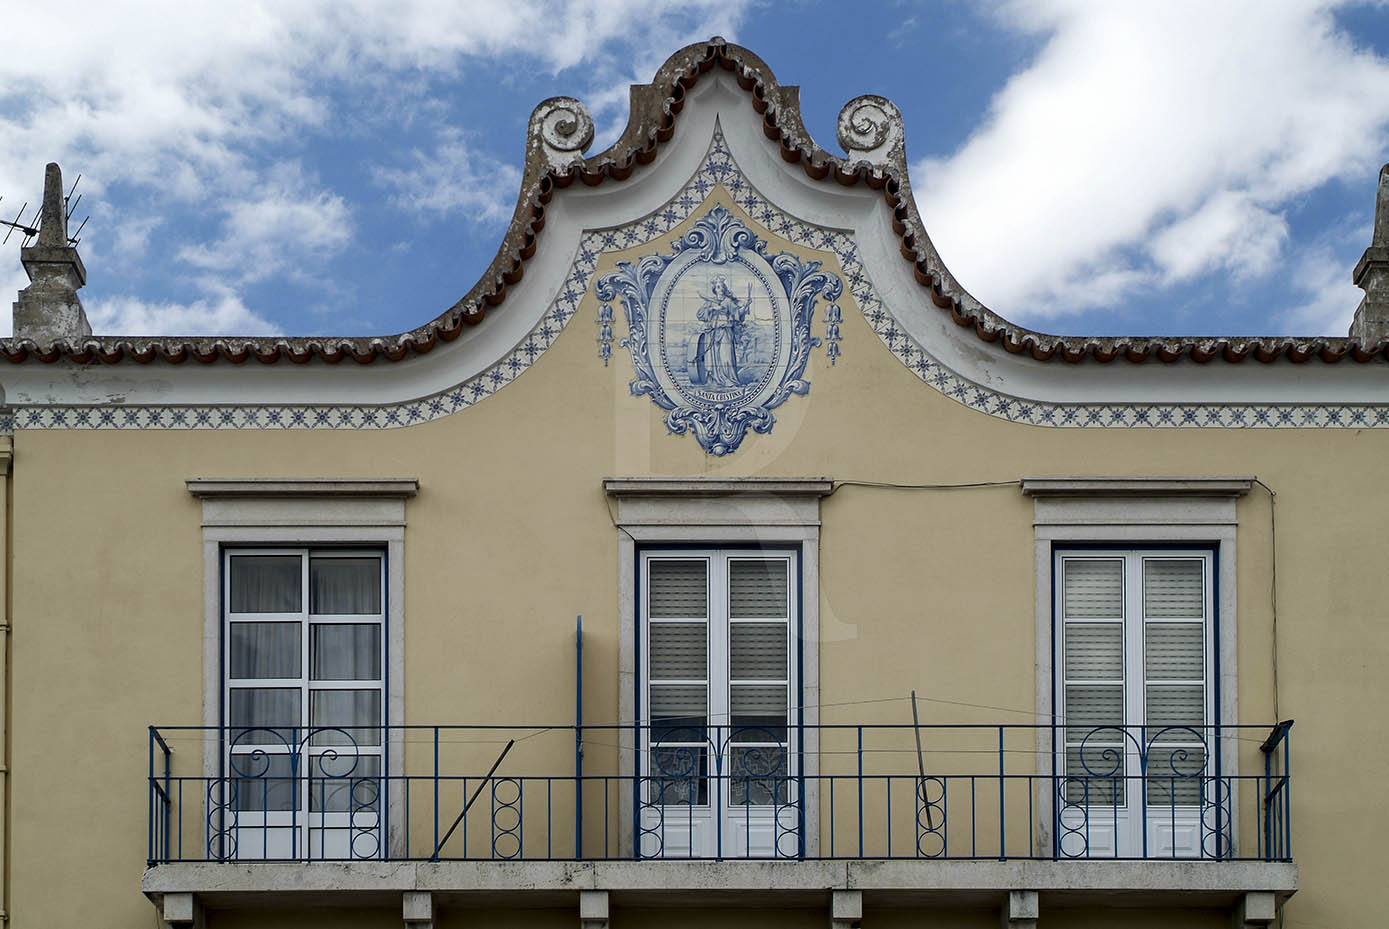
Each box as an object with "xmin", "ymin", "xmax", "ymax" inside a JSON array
[
  {"xmin": 911, "ymin": 691, "xmax": 934, "ymax": 830},
  {"xmin": 433, "ymin": 740, "xmax": 516, "ymax": 859},
  {"xmin": 575, "ymin": 616, "xmax": 583, "ymax": 860}
]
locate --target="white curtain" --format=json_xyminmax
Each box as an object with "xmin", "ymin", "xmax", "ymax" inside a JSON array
[
  {"xmin": 229, "ymin": 555, "xmax": 301, "ymax": 613},
  {"xmin": 311, "ymin": 558, "xmax": 381, "ymax": 614}
]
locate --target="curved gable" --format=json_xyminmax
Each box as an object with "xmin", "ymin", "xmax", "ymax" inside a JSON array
[{"xmin": 5, "ymin": 38, "xmax": 1389, "ymax": 433}]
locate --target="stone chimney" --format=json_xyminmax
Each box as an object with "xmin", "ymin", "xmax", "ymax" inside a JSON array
[
  {"xmin": 12, "ymin": 162, "xmax": 90, "ymax": 345},
  {"xmin": 1349, "ymin": 163, "xmax": 1389, "ymax": 344}
]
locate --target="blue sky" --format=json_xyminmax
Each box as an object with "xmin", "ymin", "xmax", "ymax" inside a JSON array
[{"xmin": 1, "ymin": 1, "xmax": 1386, "ymax": 340}]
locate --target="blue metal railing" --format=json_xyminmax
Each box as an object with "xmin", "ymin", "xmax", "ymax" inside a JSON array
[{"xmin": 146, "ymin": 722, "xmax": 1292, "ymax": 865}]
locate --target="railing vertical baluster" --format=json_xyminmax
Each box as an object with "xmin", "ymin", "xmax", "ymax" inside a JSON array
[
  {"xmin": 1214, "ymin": 725, "xmax": 1224, "ymax": 860},
  {"xmin": 886, "ymin": 775, "xmax": 893, "ymax": 857},
  {"xmin": 262, "ymin": 775, "xmax": 269, "ymax": 860},
  {"xmin": 1027, "ymin": 774, "xmax": 1033, "ymax": 857},
  {"xmin": 857, "ymin": 727, "xmax": 864, "ymax": 858},
  {"xmin": 162, "ymin": 734, "xmax": 171, "ymax": 863},
  {"xmin": 1170, "ymin": 777, "xmax": 1177, "ymax": 859},
  {"xmin": 177, "ymin": 777, "xmax": 183, "ymax": 861},
  {"xmin": 970, "ymin": 776, "xmax": 977, "ymax": 858},
  {"xmin": 829, "ymin": 777, "xmax": 835, "ymax": 857},
  {"xmin": 147, "ymin": 728, "xmax": 155, "ymax": 866},
  {"xmin": 1283, "ymin": 728, "xmax": 1293, "ymax": 860},
  {"xmin": 431, "ymin": 727, "xmax": 440, "ymax": 860},
  {"xmin": 745, "ymin": 775, "xmax": 751, "ymax": 858},
  {"xmin": 943, "ymin": 777, "xmax": 949, "ymax": 856},
  {"xmin": 997, "ymin": 727, "xmax": 1005, "ymax": 859}
]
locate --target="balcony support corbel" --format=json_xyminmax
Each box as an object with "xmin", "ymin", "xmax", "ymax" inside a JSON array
[
  {"xmin": 161, "ymin": 893, "xmax": 204, "ymax": 929},
  {"xmin": 1002, "ymin": 890, "xmax": 1038, "ymax": 929},
  {"xmin": 403, "ymin": 891, "xmax": 434, "ymax": 929},
  {"xmin": 1234, "ymin": 891, "xmax": 1277, "ymax": 928},
  {"xmin": 579, "ymin": 890, "xmax": 609, "ymax": 929},
  {"xmin": 831, "ymin": 889, "xmax": 861, "ymax": 929}
]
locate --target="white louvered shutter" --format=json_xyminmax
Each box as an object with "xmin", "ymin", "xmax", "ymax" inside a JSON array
[
  {"xmin": 1143, "ymin": 558, "xmax": 1207, "ymax": 803},
  {"xmin": 728, "ymin": 559, "xmax": 790, "ymax": 734},
  {"xmin": 648, "ymin": 560, "xmax": 709, "ymax": 730},
  {"xmin": 1062, "ymin": 558, "xmax": 1125, "ymax": 802}
]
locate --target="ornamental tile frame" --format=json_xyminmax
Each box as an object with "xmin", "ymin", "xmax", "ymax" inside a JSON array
[{"xmin": 9, "ymin": 128, "xmax": 1389, "ymax": 433}]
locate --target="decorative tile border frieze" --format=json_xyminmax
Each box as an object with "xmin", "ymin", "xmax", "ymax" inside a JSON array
[{"xmin": 9, "ymin": 130, "xmax": 1389, "ymax": 432}]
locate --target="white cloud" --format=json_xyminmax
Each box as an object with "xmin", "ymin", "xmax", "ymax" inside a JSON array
[
  {"xmin": 1279, "ymin": 246, "xmax": 1366, "ymax": 336},
  {"xmin": 373, "ymin": 129, "xmax": 522, "ymax": 225},
  {"xmin": 0, "ymin": 1, "xmax": 752, "ymax": 315},
  {"xmin": 175, "ymin": 161, "xmax": 353, "ymax": 283},
  {"xmin": 1148, "ymin": 191, "xmax": 1289, "ymax": 283},
  {"xmin": 916, "ymin": 0, "xmax": 1389, "ymax": 324},
  {"xmin": 85, "ymin": 285, "xmax": 280, "ymax": 336}
]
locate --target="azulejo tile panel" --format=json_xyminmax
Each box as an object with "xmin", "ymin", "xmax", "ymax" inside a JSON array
[{"xmin": 11, "ymin": 129, "xmax": 1389, "ymax": 433}]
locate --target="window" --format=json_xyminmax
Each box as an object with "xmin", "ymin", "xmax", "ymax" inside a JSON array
[
  {"xmin": 1024, "ymin": 476, "xmax": 1249, "ymax": 860},
  {"xmin": 224, "ymin": 548, "xmax": 386, "ymax": 860},
  {"xmin": 604, "ymin": 477, "xmax": 831, "ymax": 858},
  {"xmin": 188, "ymin": 477, "xmax": 415, "ymax": 861},
  {"xmin": 1055, "ymin": 548, "xmax": 1213, "ymax": 858},
  {"xmin": 639, "ymin": 548, "xmax": 799, "ymax": 858}
]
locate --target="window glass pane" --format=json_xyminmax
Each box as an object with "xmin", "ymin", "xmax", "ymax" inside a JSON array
[
  {"xmin": 649, "ymin": 683, "xmax": 707, "ymax": 738},
  {"xmin": 311, "ymin": 625, "xmax": 382, "ymax": 681},
  {"xmin": 1144, "ymin": 623, "xmax": 1203, "ymax": 681},
  {"xmin": 231, "ymin": 752, "xmax": 297, "ymax": 812},
  {"xmin": 1064, "ymin": 623, "xmax": 1121, "ymax": 681},
  {"xmin": 649, "ymin": 682, "xmax": 707, "ymax": 718},
  {"xmin": 310, "ymin": 753, "xmax": 381, "ymax": 812},
  {"xmin": 310, "ymin": 689, "xmax": 382, "ymax": 746},
  {"xmin": 229, "ymin": 555, "xmax": 301, "ymax": 613},
  {"xmin": 229, "ymin": 622, "xmax": 301, "ymax": 680},
  {"xmin": 730, "ymin": 623, "xmax": 787, "ymax": 681},
  {"xmin": 229, "ymin": 688, "xmax": 301, "ymax": 743},
  {"xmin": 731, "ymin": 683, "xmax": 787, "ymax": 735},
  {"xmin": 311, "ymin": 557, "xmax": 382, "ymax": 615},
  {"xmin": 1145, "ymin": 684, "xmax": 1204, "ymax": 728},
  {"xmin": 729, "ymin": 559, "xmax": 788, "ymax": 618},
  {"xmin": 649, "ymin": 746, "xmax": 708, "ymax": 805},
  {"xmin": 1063, "ymin": 559, "xmax": 1123, "ymax": 619},
  {"xmin": 1063, "ymin": 684, "xmax": 1123, "ymax": 729},
  {"xmin": 1146, "ymin": 744, "xmax": 1207, "ymax": 805},
  {"xmin": 730, "ymin": 746, "xmax": 790, "ymax": 805},
  {"xmin": 649, "ymin": 622, "xmax": 706, "ymax": 680},
  {"xmin": 648, "ymin": 560, "xmax": 707, "ymax": 618},
  {"xmin": 1143, "ymin": 559, "xmax": 1204, "ymax": 618},
  {"xmin": 1063, "ymin": 745, "xmax": 1124, "ymax": 805}
]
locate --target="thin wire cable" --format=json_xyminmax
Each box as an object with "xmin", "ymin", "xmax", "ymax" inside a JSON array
[{"xmin": 828, "ymin": 479, "xmax": 1022, "ymax": 495}]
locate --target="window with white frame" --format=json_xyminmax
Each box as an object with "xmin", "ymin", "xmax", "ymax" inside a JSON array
[
  {"xmin": 639, "ymin": 547, "xmax": 799, "ymax": 859},
  {"xmin": 1055, "ymin": 547, "xmax": 1217, "ymax": 858},
  {"xmin": 1025, "ymin": 476, "xmax": 1248, "ymax": 860},
  {"xmin": 223, "ymin": 548, "xmax": 385, "ymax": 860}
]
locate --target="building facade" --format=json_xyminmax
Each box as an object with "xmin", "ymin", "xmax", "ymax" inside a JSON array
[{"xmin": 4, "ymin": 38, "xmax": 1388, "ymax": 929}]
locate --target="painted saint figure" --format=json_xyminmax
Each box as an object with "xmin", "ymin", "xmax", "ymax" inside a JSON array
[{"xmin": 688, "ymin": 275, "xmax": 750, "ymax": 388}]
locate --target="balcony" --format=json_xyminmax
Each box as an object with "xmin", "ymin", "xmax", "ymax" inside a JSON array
[{"xmin": 143, "ymin": 722, "xmax": 1297, "ymax": 924}]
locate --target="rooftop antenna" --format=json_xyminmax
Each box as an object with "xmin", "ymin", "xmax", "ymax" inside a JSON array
[
  {"xmin": 63, "ymin": 174, "xmax": 89, "ymax": 246},
  {"xmin": 0, "ymin": 197, "xmax": 40, "ymax": 247}
]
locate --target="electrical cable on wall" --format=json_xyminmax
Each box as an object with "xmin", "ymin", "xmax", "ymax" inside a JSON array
[{"xmin": 1254, "ymin": 478, "xmax": 1281, "ymax": 721}]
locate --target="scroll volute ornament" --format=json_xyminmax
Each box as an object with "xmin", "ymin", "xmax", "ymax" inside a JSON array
[
  {"xmin": 836, "ymin": 95, "xmax": 905, "ymax": 169},
  {"xmin": 529, "ymin": 97, "xmax": 596, "ymax": 171}
]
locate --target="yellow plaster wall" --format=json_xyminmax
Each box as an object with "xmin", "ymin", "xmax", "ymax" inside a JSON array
[{"xmin": 3, "ymin": 197, "xmax": 1384, "ymax": 926}]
